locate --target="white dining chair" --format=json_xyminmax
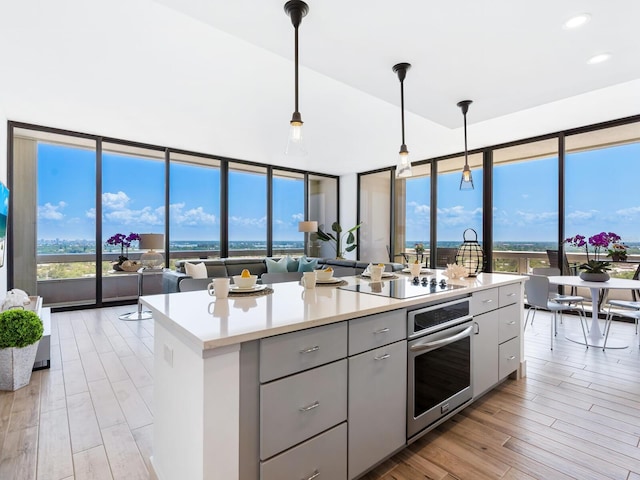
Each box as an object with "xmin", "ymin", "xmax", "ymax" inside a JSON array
[
  {"xmin": 603, "ymin": 300, "xmax": 640, "ymax": 350},
  {"xmin": 531, "ymin": 267, "xmax": 587, "ymax": 328},
  {"xmin": 525, "ymin": 274, "xmax": 589, "ymax": 350}
]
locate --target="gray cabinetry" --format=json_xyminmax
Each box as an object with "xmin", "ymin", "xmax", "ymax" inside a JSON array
[
  {"xmin": 472, "ymin": 309, "xmax": 499, "ymax": 397},
  {"xmin": 260, "ymin": 359, "xmax": 347, "ymax": 460},
  {"xmin": 259, "ymin": 323, "xmax": 348, "ymax": 478},
  {"xmin": 348, "ymin": 310, "xmax": 407, "ymax": 480},
  {"xmin": 348, "ymin": 340, "xmax": 406, "ymax": 479},
  {"xmin": 472, "ymin": 285, "xmax": 521, "ymax": 398},
  {"xmin": 261, "ymin": 423, "xmax": 347, "ymax": 480}
]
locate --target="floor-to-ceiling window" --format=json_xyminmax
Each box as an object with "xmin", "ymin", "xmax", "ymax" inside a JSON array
[
  {"xmin": 397, "ymin": 163, "xmax": 431, "ymax": 264},
  {"xmin": 169, "ymin": 153, "xmax": 221, "ymax": 265},
  {"xmin": 227, "ymin": 163, "xmax": 267, "ymax": 257},
  {"xmin": 18, "ymin": 130, "xmax": 98, "ymax": 306},
  {"xmin": 309, "ymin": 174, "xmax": 338, "ymax": 258},
  {"xmin": 102, "ymin": 142, "xmax": 166, "ymax": 302},
  {"xmin": 565, "ymin": 123, "xmax": 640, "ymax": 279},
  {"xmin": 492, "ymin": 139, "xmax": 559, "ymax": 273},
  {"xmin": 272, "ymin": 170, "xmax": 305, "ymax": 256},
  {"xmin": 11, "ymin": 123, "xmax": 338, "ymax": 308},
  {"xmin": 359, "ymin": 170, "xmax": 392, "ymax": 263},
  {"xmin": 436, "ymin": 153, "xmax": 483, "ymax": 267}
]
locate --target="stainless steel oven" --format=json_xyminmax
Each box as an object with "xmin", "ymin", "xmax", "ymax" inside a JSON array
[{"xmin": 407, "ymin": 296, "xmax": 473, "ymax": 439}]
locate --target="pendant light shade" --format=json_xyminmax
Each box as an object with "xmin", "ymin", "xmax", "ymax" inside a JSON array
[
  {"xmin": 284, "ymin": 0, "xmax": 309, "ymax": 157},
  {"xmin": 458, "ymin": 99, "xmax": 474, "ymax": 190},
  {"xmin": 393, "ymin": 63, "xmax": 412, "ymax": 178}
]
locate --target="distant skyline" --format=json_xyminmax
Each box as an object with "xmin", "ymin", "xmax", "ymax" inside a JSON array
[{"xmin": 37, "ymin": 142, "xmax": 640, "ymax": 244}]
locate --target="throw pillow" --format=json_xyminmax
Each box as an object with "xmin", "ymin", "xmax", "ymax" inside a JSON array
[
  {"xmin": 297, "ymin": 256, "xmax": 318, "ymax": 272},
  {"xmin": 265, "ymin": 256, "xmax": 288, "ymax": 273},
  {"xmin": 184, "ymin": 262, "xmax": 208, "ymax": 279},
  {"xmin": 286, "ymin": 255, "xmax": 299, "ymax": 272}
]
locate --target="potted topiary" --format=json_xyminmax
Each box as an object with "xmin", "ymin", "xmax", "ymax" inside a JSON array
[{"xmin": 0, "ymin": 309, "xmax": 43, "ymax": 391}]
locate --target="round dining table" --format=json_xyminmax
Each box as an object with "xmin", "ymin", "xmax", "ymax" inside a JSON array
[{"xmin": 547, "ymin": 275, "xmax": 640, "ymax": 349}]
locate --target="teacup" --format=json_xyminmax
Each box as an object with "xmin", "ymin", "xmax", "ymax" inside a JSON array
[
  {"xmin": 208, "ymin": 278, "xmax": 230, "ymax": 298},
  {"xmin": 301, "ymin": 271, "xmax": 317, "ymax": 289},
  {"xmin": 370, "ymin": 265, "xmax": 384, "ymax": 282}
]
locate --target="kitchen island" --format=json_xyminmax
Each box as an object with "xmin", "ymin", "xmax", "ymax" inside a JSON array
[{"xmin": 141, "ymin": 272, "xmax": 526, "ymax": 480}]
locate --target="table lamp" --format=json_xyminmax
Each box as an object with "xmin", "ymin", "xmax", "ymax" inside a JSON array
[
  {"xmin": 139, "ymin": 233, "xmax": 164, "ymax": 269},
  {"xmin": 298, "ymin": 221, "xmax": 318, "ymax": 257}
]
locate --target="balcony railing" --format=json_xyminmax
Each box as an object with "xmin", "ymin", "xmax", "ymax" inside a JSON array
[{"xmin": 35, "ymin": 250, "xmax": 639, "ymax": 308}]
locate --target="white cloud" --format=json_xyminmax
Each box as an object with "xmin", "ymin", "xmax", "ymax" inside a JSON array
[
  {"xmin": 567, "ymin": 209, "xmax": 598, "ymax": 221},
  {"xmin": 407, "ymin": 201, "xmax": 429, "ymax": 216},
  {"xmin": 229, "ymin": 216, "xmax": 267, "ymax": 228},
  {"xmin": 615, "ymin": 206, "xmax": 640, "ymax": 217},
  {"xmin": 292, "ymin": 212, "xmax": 304, "ymax": 222},
  {"xmin": 515, "ymin": 210, "xmax": 558, "ymax": 223},
  {"xmin": 38, "ymin": 201, "xmax": 66, "ymax": 220},
  {"xmin": 170, "ymin": 203, "xmax": 216, "ymax": 226},
  {"xmin": 104, "ymin": 206, "xmax": 163, "ymax": 226},
  {"xmin": 436, "ymin": 206, "xmax": 482, "ymax": 227},
  {"xmin": 102, "ymin": 191, "xmax": 131, "ymax": 210}
]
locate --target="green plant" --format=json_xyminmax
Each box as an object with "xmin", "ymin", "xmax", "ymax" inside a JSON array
[
  {"xmin": 0, "ymin": 309, "xmax": 43, "ymax": 349},
  {"xmin": 316, "ymin": 222, "xmax": 362, "ymax": 259}
]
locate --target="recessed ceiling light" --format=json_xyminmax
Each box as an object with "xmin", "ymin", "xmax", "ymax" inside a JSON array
[
  {"xmin": 563, "ymin": 13, "xmax": 591, "ymax": 29},
  {"xmin": 587, "ymin": 53, "xmax": 611, "ymax": 65}
]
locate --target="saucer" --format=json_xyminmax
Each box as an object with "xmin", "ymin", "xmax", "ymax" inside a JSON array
[
  {"xmin": 230, "ymin": 284, "xmax": 266, "ymax": 292},
  {"xmin": 361, "ymin": 271, "xmax": 394, "ymax": 278},
  {"xmin": 315, "ymin": 277, "xmax": 342, "ymax": 284}
]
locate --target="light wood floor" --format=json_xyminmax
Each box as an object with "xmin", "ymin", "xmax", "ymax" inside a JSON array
[{"xmin": 2, "ymin": 306, "xmax": 640, "ymax": 479}]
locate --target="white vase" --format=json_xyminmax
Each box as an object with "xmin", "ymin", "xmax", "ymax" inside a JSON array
[{"xmin": 0, "ymin": 340, "xmax": 40, "ymax": 391}]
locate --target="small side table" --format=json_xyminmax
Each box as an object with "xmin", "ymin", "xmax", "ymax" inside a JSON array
[{"xmin": 118, "ymin": 268, "xmax": 165, "ymax": 321}]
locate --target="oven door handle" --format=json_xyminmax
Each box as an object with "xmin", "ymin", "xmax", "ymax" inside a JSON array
[{"xmin": 409, "ymin": 325, "xmax": 474, "ymax": 353}]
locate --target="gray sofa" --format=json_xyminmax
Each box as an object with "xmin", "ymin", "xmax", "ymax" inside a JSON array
[{"xmin": 162, "ymin": 257, "xmax": 404, "ymax": 293}]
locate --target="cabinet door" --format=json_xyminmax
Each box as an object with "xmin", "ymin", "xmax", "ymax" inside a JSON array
[
  {"xmin": 472, "ymin": 310, "xmax": 499, "ymax": 398},
  {"xmin": 348, "ymin": 340, "xmax": 406, "ymax": 480}
]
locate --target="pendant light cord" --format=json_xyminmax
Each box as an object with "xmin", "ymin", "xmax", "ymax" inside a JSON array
[
  {"xmin": 294, "ymin": 25, "xmax": 300, "ymax": 114},
  {"xmin": 463, "ymin": 110, "xmax": 468, "ymax": 166},
  {"xmin": 400, "ymin": 79, "xmax": 406, "ymax": 145}
]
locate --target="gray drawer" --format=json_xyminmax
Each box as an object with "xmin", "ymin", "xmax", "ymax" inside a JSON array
[
  {"xmin": 472, "ymin": 288, "xmax": 499, "ymax": 315},
  {"xmin": 261, "ymin": 423, "xmax": 347, "ymax": 480},
  {"xmin": 260, "ymin": 322, "xmax": 348, "ymax": 383},
  {"xmin": 499, "ymin": 283, "xmax": 521, "ymax": 307},
  {"xmin": 499, "ymin": 337, "xmax": 520, "ymax": 379},
  {"xmin": 498, "ymin": 303, "xmax": 520, "ymax": 343},
  {"xmin": 260, "ymin": 359, "xmax": 347, "ymax": 459},
  {"xmin": 349, "ymin": 309, "xmax": 406, "ymax": 355}
]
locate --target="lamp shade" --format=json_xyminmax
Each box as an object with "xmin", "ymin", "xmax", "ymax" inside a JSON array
[
  {"xmin": 139, "ymin": 233, "xmax": 164, "ymax": 250},
  {"xmin": 139, "ymin": 233, "xmax": 164, "ymax": 269},
  {"xmin": 298, "ymin": 221, "xmax": 318, "ymax": 233}
]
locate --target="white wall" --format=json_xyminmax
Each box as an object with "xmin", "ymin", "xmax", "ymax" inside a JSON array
[{"xmin": 339, "ymin": 174, "xmax": 358, "ymax": 260}]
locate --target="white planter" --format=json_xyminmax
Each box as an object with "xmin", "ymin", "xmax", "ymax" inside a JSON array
[{"xmin": 0, "ymin": 340, "xmax": 40, "ymax": 391}]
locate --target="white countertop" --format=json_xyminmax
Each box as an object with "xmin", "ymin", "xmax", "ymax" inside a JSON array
[{"xmin": 141, "ymin": 271, "xmax": 525, "ymax": 352}]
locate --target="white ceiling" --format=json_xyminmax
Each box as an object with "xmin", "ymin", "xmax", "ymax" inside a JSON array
[{"xmin": 0, "ymin": 0, "xmax": 638, "ymax": 175}]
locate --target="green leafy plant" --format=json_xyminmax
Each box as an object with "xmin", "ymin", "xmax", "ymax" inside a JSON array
[
  {"xmin": 316, "ymin": 222, "xmax": 362, "ymax": 259},
  {"xmin": 0, "ymin": 309, "xmax": 43, "ymax": 349}
]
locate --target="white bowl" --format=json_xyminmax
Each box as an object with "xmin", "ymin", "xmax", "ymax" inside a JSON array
[
  {"xmin": 316, "ymin": 269, "xmax": 334, "ymax": 281},
  {"xmin": 233, "ymin": 274, "xmax": 258, "ymax": 289}
]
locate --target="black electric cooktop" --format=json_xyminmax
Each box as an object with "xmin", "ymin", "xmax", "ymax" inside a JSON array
[{"xmin": 338, "ymin": 277, "xmax": 466, "ymax": 299}]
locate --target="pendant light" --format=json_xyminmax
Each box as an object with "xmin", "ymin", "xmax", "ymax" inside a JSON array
[
  {"xmin": 458, "ymin": 99, "xmax": 474, "ymax": 190},
  {"xmin": 393, "ymin": 62, "xmax": 412, "ymax": 178},
  {"xmin": 284, "ymin": 0, "xmax": 309, "ymax": 157}
]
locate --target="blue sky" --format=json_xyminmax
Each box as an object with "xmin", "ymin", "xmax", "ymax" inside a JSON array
[{"xmin": 37, "ymin": 142, "xmax": 640, "ymax": 244}]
